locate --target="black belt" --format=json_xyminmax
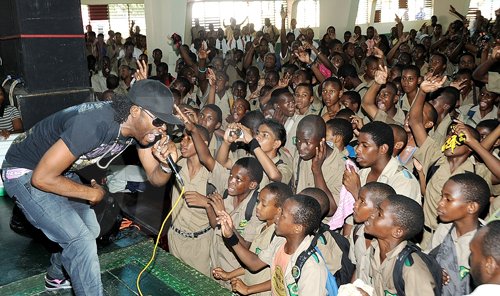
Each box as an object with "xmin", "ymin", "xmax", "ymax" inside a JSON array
[{"xmin": 171, "ymin": 225, "xmax": 211, "ymax": 238}]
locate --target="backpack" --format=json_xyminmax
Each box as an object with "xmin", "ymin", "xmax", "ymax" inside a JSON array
[
  {"xmin": 293, "ymin": 243, "xmax": 338, "ymax": 296},
  {"xmin": 317, "ymin": 223, "xmax": 356, "ymax": 285},
  {"xmin": 222, "ymin": 188, "xmax": 259, "ymax": 222},
  {"xmin": 392, "ymin": 242, "xmax": 442, "ymax": 296}
]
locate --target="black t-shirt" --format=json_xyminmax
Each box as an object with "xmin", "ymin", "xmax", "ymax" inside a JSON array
[{"xmin": 5, "ymin": 102, "xmax": 132, "ymax": 171}]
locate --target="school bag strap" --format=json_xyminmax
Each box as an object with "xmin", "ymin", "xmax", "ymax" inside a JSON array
[
  {"xmin": 222, "ymin": 188, "xmax": 259, "ymax": 222},
  {"xmin": 392, "ymin": 242, "xmax": 442, "ymax": 296}
]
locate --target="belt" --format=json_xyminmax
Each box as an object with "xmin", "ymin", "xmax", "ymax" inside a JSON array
[
  {"xmin": 2, "ymin": 168, "xmax": 31, "ymax": 181},
  {"xmin": 171, "ymin": 225, "xmax": 211, "ymax": 238}
]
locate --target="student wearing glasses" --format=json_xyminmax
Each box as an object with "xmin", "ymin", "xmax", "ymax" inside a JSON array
[{"xmin": 1, "ymin": 78, "xmax": 183, "ymax": 295}]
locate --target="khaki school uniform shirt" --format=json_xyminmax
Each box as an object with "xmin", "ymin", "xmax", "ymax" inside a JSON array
[
  {"xmin": 284, "ymin": 114, "xmax": 304, "ymax": 157},
  {"xmin": 259, "ymin": 152, "xmax": 293, "ymax": 189},
  {"xmin": 458, "ymin": 104, "xmax": 498, "ymax": 128},
  {"xmin": 413, "ymin": 136, "xmax": 492, "ymax": 231},
  {"xmin": 316, "ymin": 228, "xmax": 343, "ymax": 274},
  {"xmin": 243, "ymin": 223, "xmax": 276, "ymax": 296},
  {"xmin": 358, "ymin": 157, "xmax": 421, "ymax": 203},
  {"xmin": 373, "ymin": 107, "xmax": 406, "ymax": 126},
  {"xmin": 359, "ymin": 240, "xmax": 436, "ymax": 296},
  {"xmin": 170, "ymin": 158, "xmax": 211, "ymax": 232},
  {"xmin": 209, "ymin": 162, "xmax": 264, "ymax": 272},
  {"xmin": 400, "ymin": 92, "xmax": 414, "ymax": 114},
  {"xmin": 293, "ymin": 147, "xmax": 345, "ymax": 205},
  {"xmin": 259, "ymin": 235, "xmax": 328, "ymax": 296}
]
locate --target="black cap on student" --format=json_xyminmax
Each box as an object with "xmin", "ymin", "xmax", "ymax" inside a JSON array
[{"xmin": 128, "ymin": 79, "xmax": 183, "ymax": 125}]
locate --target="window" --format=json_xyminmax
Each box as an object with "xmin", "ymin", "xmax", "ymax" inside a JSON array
[
  {"xmin": 81, "ymin": 4, "xmax": 146, "ymax": 38},
  {"xmin": 296, "ymin": 0, "xmax": 319, "ymax": 28},
  {"xmin": 468, "ymin": 0, "xmax": 497, "ymax": 24},
  {"xmin": 191, "ymin": 0, "xmax": 296, "ymax": 33},
  {"xmin": 356, "ymin": 0, "xmax": 433, "ymax": 24}
]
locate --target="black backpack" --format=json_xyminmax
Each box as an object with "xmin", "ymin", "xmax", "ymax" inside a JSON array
[
  {"xmin": 293, "ymin": 223, "xmax": 355, "ymax": 286},
  {"xmin": 222, "ymin": 188, "xmax": 259, "ymax": 222},
  {"xmin": 392, "ymin": 242, "xmax": 442, "ymax": 296}
]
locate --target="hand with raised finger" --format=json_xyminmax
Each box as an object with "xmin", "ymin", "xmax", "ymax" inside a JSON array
[
  {"xmin": 420, "ymin": 75, "xmax": 447, "ymax": 93},
  {"xmin": 174, "ymin": 104, "xmax": 196, "ymax": 133},
  {"xmin": 216, "ymin": 210, "xmax": 234, "ymax": 238},
  {"xmin": 134, "ymin": 59, "xmax": 149, "ymax": 81},
  {"xmin": 374, "ymin": 65, "xmax": 388, "ymax": 85},
  {"xmin": 311, "ymin": 138, "xmax": 327, "ymax": 173},
  {"xmin": 343, "ymin": 169, "xmax": 361, "ymax": 198}
]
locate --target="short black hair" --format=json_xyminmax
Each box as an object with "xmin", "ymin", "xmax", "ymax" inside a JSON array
[
  {"xmin": 476, "ymin": 119, "xmax": 499, "ymax": 132},
  {"xmin": 289, "ymin": 194, "xmax": 322, "ymax": 235},
  {"xmin": 232, "ymin": 80, "xmax": 247, "ymax": 90},
  {"xmin": 337, "ymin": 64, "xmax": 358, "ymax": 79},
  {"xmin": 296, "ymin": 82, "xmax": 313, "ymax": 95},
  {"xmin": 240, "ymin": 110, "xmax": 265, "ymax": 135},
  {"xmin": 106, "ymin": 74, "xmax": 119, "ymax": 90},
  {"xmin": 361, "ymin": 182, "xmax": 396, "ymax": 207},
  {"xmin": 234, "ymin": 97, "xmax": 250, "ymax": 113},
  {"xmin": 432, "ymin": 52, "xmax": 447, "ymax": 66},
  {"xmin": 359, "ymin": 121, "xmax": 394, "ymax": 156},
  {"xmin": 322, "ymin": 76, "xmax": 343, "ymax": 90},
  {"xmin": 262, "ymin": 182, "xmax": 292, "ymax": 207},
  {"xmin": 297, "ymin": 115, "xmax": 327, "ymax": 139},
  {"xmin": 425, "ymin": 102, "xmax": 439, "ymax": 126},
  {"xmin": 111, "ymin": 94, "xmax": 133, "ymax": 123},
  {"xmin": 269, "ymin": 88, "xmax": 292, "ymax": 106},
  {"xmin": 260, "ymin": 119, "xmax": 286, "ymax": 148},
  {"xmin": 299, "ymin": 188, "xmax": 329, "ymax": 218},
  {"xmin": 402, "ymin": 65, "xmax": 420, "ymax": 78},
  {"xmin": 343, "ymin": 91, "xmax": 361, "ymax": 106},
  {"xmin": 448, "ymin": 173, "xmax": 491, "ymax": 214},
  {"xmin": 389, "ymin": 123, "xmax": 408, "ymax": 151},
  {"xmin": 234, "ymin": 157, "xmax": 264, "ymax": 184},
  {"xmin": 202, "ymin": 104, "xmax": 223, "ymax": 124},
  {"xmin": 387, "ymin": 194, "xmax": 424, "ymax": 240},
  {"xmin": 454, "ymin": 68, "xmax": 473, "ymax": 79},
  {"xmin": 481, "ymin": 220, "xmax": 500, "ymax": 262},
  {"xmin": 335, "ymin": 108, "xmax": 356, "ymax": 120},
  {"xmin": 172, "ymin": 76, "xmax": 191, "ymax": 97},
  {"xmin": 326, "ymin": 118, "xmax": 354, "ymax": 147}
]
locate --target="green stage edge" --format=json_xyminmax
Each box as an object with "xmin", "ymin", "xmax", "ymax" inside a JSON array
[{"xmin": 0, "ymin": 240, "xmax": 232, "ymax": 296}]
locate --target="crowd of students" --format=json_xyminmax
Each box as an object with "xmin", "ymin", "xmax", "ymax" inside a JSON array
[{"xmin": 86, "ymin": 6, "xmax": 500, "ymax": 296}]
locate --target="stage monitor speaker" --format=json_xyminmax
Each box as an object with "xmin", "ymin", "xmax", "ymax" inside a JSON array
[
  {"xmin": 0, "ymin": 0, "xmax": 88, "ymax": 92},
  {"xmin": 11, "ymin": 86, "xmax": 94, "ymax": 130}
]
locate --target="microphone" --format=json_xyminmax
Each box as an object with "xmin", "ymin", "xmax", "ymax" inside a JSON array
[{"xmin": 166, "ymin": 154, "xmax": 184, "ymax": 186}]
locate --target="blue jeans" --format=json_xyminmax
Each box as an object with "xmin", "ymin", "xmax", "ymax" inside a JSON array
[{"xmin": 4, "ymin": 171, "xmax": 103, "ymax": 296}]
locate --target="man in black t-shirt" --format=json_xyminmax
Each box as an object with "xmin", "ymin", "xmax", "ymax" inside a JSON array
[{"xmin": 2, "ymin": 79, "xmax": 182, "ymax": 295}]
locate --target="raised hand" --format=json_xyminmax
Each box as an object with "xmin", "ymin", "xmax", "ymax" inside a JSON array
[
  {"xmin": 134, "ymin": 59, "xmax": 149, "ymax": 81},
  {"xmin": 278, "ymin": 72, "xmax": 292, "ymax": 88},
  {"xmin": 216, "ymin": 210, "xmax": 234, "ymax": 238},
  {"xmin": 311, "ymin": 138, "xmax": 327, "ymax": 172},
  {"xmin": 174, "ymin": 104, "xmax": 196, "ymax": 133},
  {"xmin": 372, "ymin": 46, "xmax": 384, "ymax": 59},
  {"xmin": 420, "ymin": 74, "xmax": 447, "ymax": 93},
  {"xmin": 374, "ymin": 65, "xmax": 388, "ymax": 85},
  {"xmin": 198, "ymin": 41, "xmax": 211, "ymax": 60},
  {"xmin": 295, "ymin": 47, "xmax": 312, "ymax": 64},
  {"xmin": 342, "ymin": 169, "xmax": 361, "ymax": 199}
]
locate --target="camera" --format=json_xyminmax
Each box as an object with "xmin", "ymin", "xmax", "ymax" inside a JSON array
[{"xmin": 229, "ymin": 129, "xmax": 243, "ymax": 139}]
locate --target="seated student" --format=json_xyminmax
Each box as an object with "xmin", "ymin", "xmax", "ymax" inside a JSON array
[
  {"xmin": 166, "ymin": 123, "xmax": 215, "ymax": 276},
  {"xmin": 340, "ymin": 91, "xmax": 368, "ymax": 124},
  {"xmin": 318, "ymin": 77, "xmax": 344, "ymax": 122},
  {"xmin": 389, "ymin": 123, "xmax": 410, "ymax": 167},
  {"xmin": 350, "ymin": 182, "xmax": 396, "ymax": 276},
  {"xmin": 361, "ymin": 65, "xmax": 406, "ymax": 126},
  {"xmin": 294, "ymin": 83, "xmax": 315, "ymax": 116},
  {"xmin": 426, "ymin": 86, "xmax": 459, "ymax": 140},
  {"xmin": 206, "ymin": 70, "xmax": 232, "ymax": 121},
  {"xmin": 409, "ymin": 76, "xmax": 496, "ymax": 249},
  {"xmin": 206, "ymin": 157, "xmax": 265, "ymax": 286},
  {"xmin": 466, "ymin": 220, "xmax": 500, "ymax": 295},
  {"xmin": 399, "ymin": 65, "xmax": 421, "ymax": 114},
  {"xmin": 476, "ymin": 120, "xmax": 500, "ymax": 212},
  {"xmin": 198, "ymin": 104, "xmax": 223, "ymax": 157},
  {"xmin": 213, "ymin": 182, "xmax": 292, "ymax": 296},
  {"xmin": 459, "ymin": 86, "xmax": 499, "ymax": 127},
  {"xmin": 325, "ymin": 118, "xmax": 355, "ymax": 158},
  {"xmin": 337, "ymin": 64, "xmax": 370, "ymax": 100},
  {"xmin": 216, "ymin": 194, "xmax": 329, "ymax": 295},
  {"xmin": 218, "ymin": 119, "xmax": 293, "ymax": 187},
  {"xmin": 293, "ymin": 115, "xmax": 345, "ymax": 217},
  {"xmin": 359, "ymin": 55, "xmax": 379, "ymax": 85},
  {"xmin": 358, "ymin": 195, "xmax": 437, "ymax": 295},
  {"xmin": 300, "ymin": 187, "xmax": 354, "ymax": 284},
  {"xmin": 343, "ymin": 121, "xmax": 421, "ymax": 203},
  {"xmin": 428, "ymin": 173, "xmax": 491, "ymax": 295},
  {"xmin": 452, "ymin": 68, "xmax": 478, "ymax": 108},
  {"xmin": 428, "ymin": 53, "xmax": 450, "ymax": 83},
  {"xmin": 223, "ymin": 97, "xmax": 250, "ymax": 130},
  {"xmin": 245, "ymin": 66, "xmax": 262, "ymax": 110},
  {"xmin": 267, "ymin": 88, "xmax": 301, "ymax": 155}
]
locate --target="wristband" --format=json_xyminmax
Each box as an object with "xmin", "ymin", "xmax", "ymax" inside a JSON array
[
  {"xmin": 249, "ymin": 138, "xmax": 261, "ymax": 151},
  {"xmin": 160, "ymin": 163, "xmax": 173, "ymax": 174},
  {"xmin": 224, "ymin": 233, "xmax": 239, "ymax": 247},
  {"xmin": 198, "ymin": 67, "xmax": 207, "ymax": 73}
]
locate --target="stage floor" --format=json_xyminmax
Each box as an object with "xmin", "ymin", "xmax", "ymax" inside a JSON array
[{"xmin": 0, "ymin": 195, "xmax": 231, "ymax": 295}]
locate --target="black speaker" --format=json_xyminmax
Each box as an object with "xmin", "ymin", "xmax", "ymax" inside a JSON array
[
  {"xmin": 9, "ymin": 85, "xmax": 94, "ymax": 130},
  {"xmin": 0, "ymin": 0, "xmax": 88, "ymax": 92}
]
